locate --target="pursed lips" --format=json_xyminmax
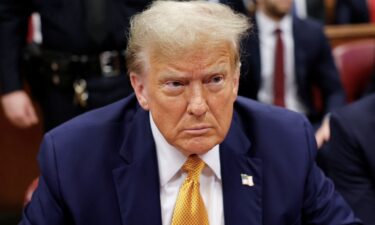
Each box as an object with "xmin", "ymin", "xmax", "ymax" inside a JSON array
[{"xmin": 184, "ymin": 124, "xmax": 213, "ymax": 135}]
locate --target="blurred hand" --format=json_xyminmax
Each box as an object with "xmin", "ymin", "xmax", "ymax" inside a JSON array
[
  {"xmin": 23, "ymin": 177, "xmax": 39, "ymax": 206},
  {"xmin": 1, "ymin": 90, "xmax": 39, "ymax": 128},
  {"xmin": 315, "ymin": 116, "xmax": 330, "ymax": 149}
]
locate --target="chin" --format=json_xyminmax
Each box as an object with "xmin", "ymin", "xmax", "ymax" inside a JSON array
[{"xmin": 179, "ymin": 137, "xmax": 219, "ymax": 156}]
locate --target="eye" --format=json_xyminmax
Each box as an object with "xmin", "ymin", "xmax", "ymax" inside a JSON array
[
  {"xmin": 211, "ymin": 75, "xmax": 223, "ymax": 84},
  {"xmin": 162, "ymin": 80, "xmax": 186, "ymax": 95},
  {"xmin": 165, "ymin": 81, "xmax": 184, "ymax": 88},
  {"xmin": 207, "ymin": 75, "xmax": 224, "ymax": 85}
]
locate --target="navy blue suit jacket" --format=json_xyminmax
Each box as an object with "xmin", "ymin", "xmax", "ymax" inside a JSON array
[
  {"xmin": 238, "ymin": 16, "xmax": 345, "ymax": 123},
  {"xmin": 20, "ymin": 94, "xmax": 360, "ymax": 225},
  {"xmin": 321, "ymin": 94, "xmax": 375, "ymax": 224}
]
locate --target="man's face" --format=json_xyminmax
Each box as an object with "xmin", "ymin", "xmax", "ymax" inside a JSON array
[
  {"xmin": 261, "ymin": 0, "xmax": 293, "ymax": 19},
  {"xmin": 131, "ymin": 46, "xmax": 239, "ymax": 156}
]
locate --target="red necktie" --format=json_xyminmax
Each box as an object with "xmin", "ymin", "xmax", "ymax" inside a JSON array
[
  {"xmin": 273, "ymin": 28, "xmax": 285, "ymax": 107},
  {"xmin": 369, "ymin": 0, "xmax": 375, "ymax": 23},
  {"xmin": 27, "ymin": 17, "xmax": 34, "ymax": 43}
]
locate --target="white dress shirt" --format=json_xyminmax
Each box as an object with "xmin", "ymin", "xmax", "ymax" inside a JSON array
[
  {"xmin": 31, "ymin": 12, "xmax": 42, "ymax": 44},
  {"xmin": 150, "ymin": 114, "xmax": 224, "ymax": 225},
  {"xmin": 294, "ymin": 0, "xmax": 307, "ymax": 19},
  {"xmin": 256, "ymin": 10, "xmax": 307, "ymax": 114}
]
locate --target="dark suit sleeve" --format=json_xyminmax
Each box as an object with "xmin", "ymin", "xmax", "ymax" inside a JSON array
[
  {"xmin": 314, "ymin": 27, "xmax": 345, "ymax": 113},
  {"xmin": 20, "ymin": 133, "xmax": 66, "ymax": 225},
  {"xmin": 322, "ymin": 113, "xmax": 375, "ymax": 224},
  {"xmin": 300, "ymin": 118, "xmax": 362, "ymax": 224},
  {"xmin": 0, "ymin": 0, "xmax": 31, "ymax": 94}
]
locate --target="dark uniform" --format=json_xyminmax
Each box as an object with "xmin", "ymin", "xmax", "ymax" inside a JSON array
[{"xmin": 0, "ymin": 0, "xmax": 152, "ymax": 131}]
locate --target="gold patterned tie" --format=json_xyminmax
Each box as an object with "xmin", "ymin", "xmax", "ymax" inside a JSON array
[{"xmin": 171, "ymin": 154, "xmax": 209, "ymax": 225}]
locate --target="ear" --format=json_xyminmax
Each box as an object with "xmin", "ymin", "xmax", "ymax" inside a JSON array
[{"xmin": 130, "ymin": 72, "xmax": 150, "ymax": 110}]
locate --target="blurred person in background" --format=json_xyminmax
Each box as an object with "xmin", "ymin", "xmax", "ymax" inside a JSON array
[
  {"xmin": 0, "ymin": 0, "xmax": 153, "ymax": 131},
  {"xmin": 238, "ymin": 0, "xmax": 345, "ymax": 147},
  {"xmin": 320, "ymin": 93, "xmax": 375, "ymax": 224},
  {"xmin": 335, "ymin": 0, "xmax": 371, "ymax": 24}
]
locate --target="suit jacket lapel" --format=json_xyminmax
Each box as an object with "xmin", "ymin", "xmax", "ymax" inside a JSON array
[
  {"xmin": 220, "ymin": 114, "xmax": 263, "ymax": 225},
  {"xmin": 112, "ymin": 108, "xmax": 162, "ymax": 225},
  {"xmin": 111, "ymin": 105, "xmax": 263, "ymax": 225}
]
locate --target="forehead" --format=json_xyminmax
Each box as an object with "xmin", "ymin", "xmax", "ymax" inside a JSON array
[{"xmin": 147, "ymin": 43, "xmax": 236, "ymax": 75}]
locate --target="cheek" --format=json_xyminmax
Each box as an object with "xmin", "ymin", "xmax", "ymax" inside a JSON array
[
  {"xmin": 153, "ymin": 97, "xmax": 187, "ymax": 120},
  {"xmin": 149, "ymin": 98, "xmax": 187, "ymax": 133},
  {"xmin": 221, "ymin": 82, "xmax": 238, "ymax": 104},
  {"xmin": 151, "ymin": 112, "xmax": 179, "ymax": 144},
  {"xmin": 208, "ymin": 93, "xmax": 234, "ymax": 125}
]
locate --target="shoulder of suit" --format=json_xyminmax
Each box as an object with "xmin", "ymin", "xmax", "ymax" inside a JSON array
[
  {"xmin": 293, "ymin": 16, "xmax": 324, "ymax": 31},
  {"xmin": 333, "ymin": 94, "xmax": 375, "ymax": 123}
]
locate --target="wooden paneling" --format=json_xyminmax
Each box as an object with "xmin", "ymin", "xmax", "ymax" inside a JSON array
[
  {"xmin": 324, "ymin": 0, "xmax": 336, "ymax": 24},
  {"xmin": 325, "ymin": 24, "xmax": 375, "ymax": 48},
  {"xmin": 0, "ymin": 102, "xmax": 42, "ymax": 211}
]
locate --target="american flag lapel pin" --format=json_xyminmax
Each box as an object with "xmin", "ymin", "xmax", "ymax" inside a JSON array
[{"xmin": 241, "ymin": 174, "xmax": 254, "ymax": 187}]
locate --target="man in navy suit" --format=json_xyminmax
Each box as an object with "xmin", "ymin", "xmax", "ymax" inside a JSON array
[
  {"xmin": 320, "ymin": 94, "xmax": 375, "ymax": 224},
  {"xmin": 20, "ymin": 1, "xmax": 361, "ymax": 224},
  {"xmin": 238, "ymin": 0, "xmax": 345, "ymax": 146}
]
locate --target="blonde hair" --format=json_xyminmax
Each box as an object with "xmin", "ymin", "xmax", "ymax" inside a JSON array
[{"xmin": 126, "ymin": 0, "xmax": 251, "ymax": 75}]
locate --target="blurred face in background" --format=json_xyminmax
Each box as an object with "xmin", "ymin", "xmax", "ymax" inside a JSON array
[
  {"xmin": 258, "ymin": 0, "xmax": 293, "ymax": 20},
  {"xmin": 130, "ymin": 44, "xmax": 239, "ymax": 156}
]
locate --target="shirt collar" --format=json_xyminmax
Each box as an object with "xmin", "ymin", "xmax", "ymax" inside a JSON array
[
  {"xmin": 256, "ymin": 10, "xmax": 293, "ymax": 35},
  {"xmin": 149, "ymin": 113, "xmax": 221, "ymax": 187}
]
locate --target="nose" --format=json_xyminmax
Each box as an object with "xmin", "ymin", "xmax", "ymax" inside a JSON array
[{"xmin": 187, "ymin": 85, "xmax": 209, "ymax": 117}]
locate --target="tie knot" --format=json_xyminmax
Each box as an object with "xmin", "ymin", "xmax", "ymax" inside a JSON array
[
  {"xmin": 275, "ymin": 28, "xmax": 282, "ymax": 35},
  {"xmin": 182, "ymin": 154, "xmax": 205, "ymax": 182}
]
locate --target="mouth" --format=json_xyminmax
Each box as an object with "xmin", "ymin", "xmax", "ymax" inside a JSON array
[{"xmin": 184, "ymin": 125, "xmax": 212, "ymax": 135}]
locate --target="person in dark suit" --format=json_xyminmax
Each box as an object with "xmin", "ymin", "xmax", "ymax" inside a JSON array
[
  {"xmin": 335, "ymin": 0, "xmax": 370, "ymax": 24},
  {"xmin": 238, "ymin": 0, "xmax": 345, "ymax": 146},
  {"xmin": 20, "ymin": 1, "xmax": 361, "ymax": 224},
  {"xmin": 0, "ymin": 0, "xmax": 153, "ymax": 131},
  {"xmin": 319, "ymin": 94, "xmax": 375, "ymax": 225}
]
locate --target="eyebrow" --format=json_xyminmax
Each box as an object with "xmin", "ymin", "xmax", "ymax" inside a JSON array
[
  {"xmin": 205, "ymin": 64, "xmax": 228, "ymax": 75},
  {"xmin": 159, "ymin": 69, "xmax": 188, "ymax": 80}
]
